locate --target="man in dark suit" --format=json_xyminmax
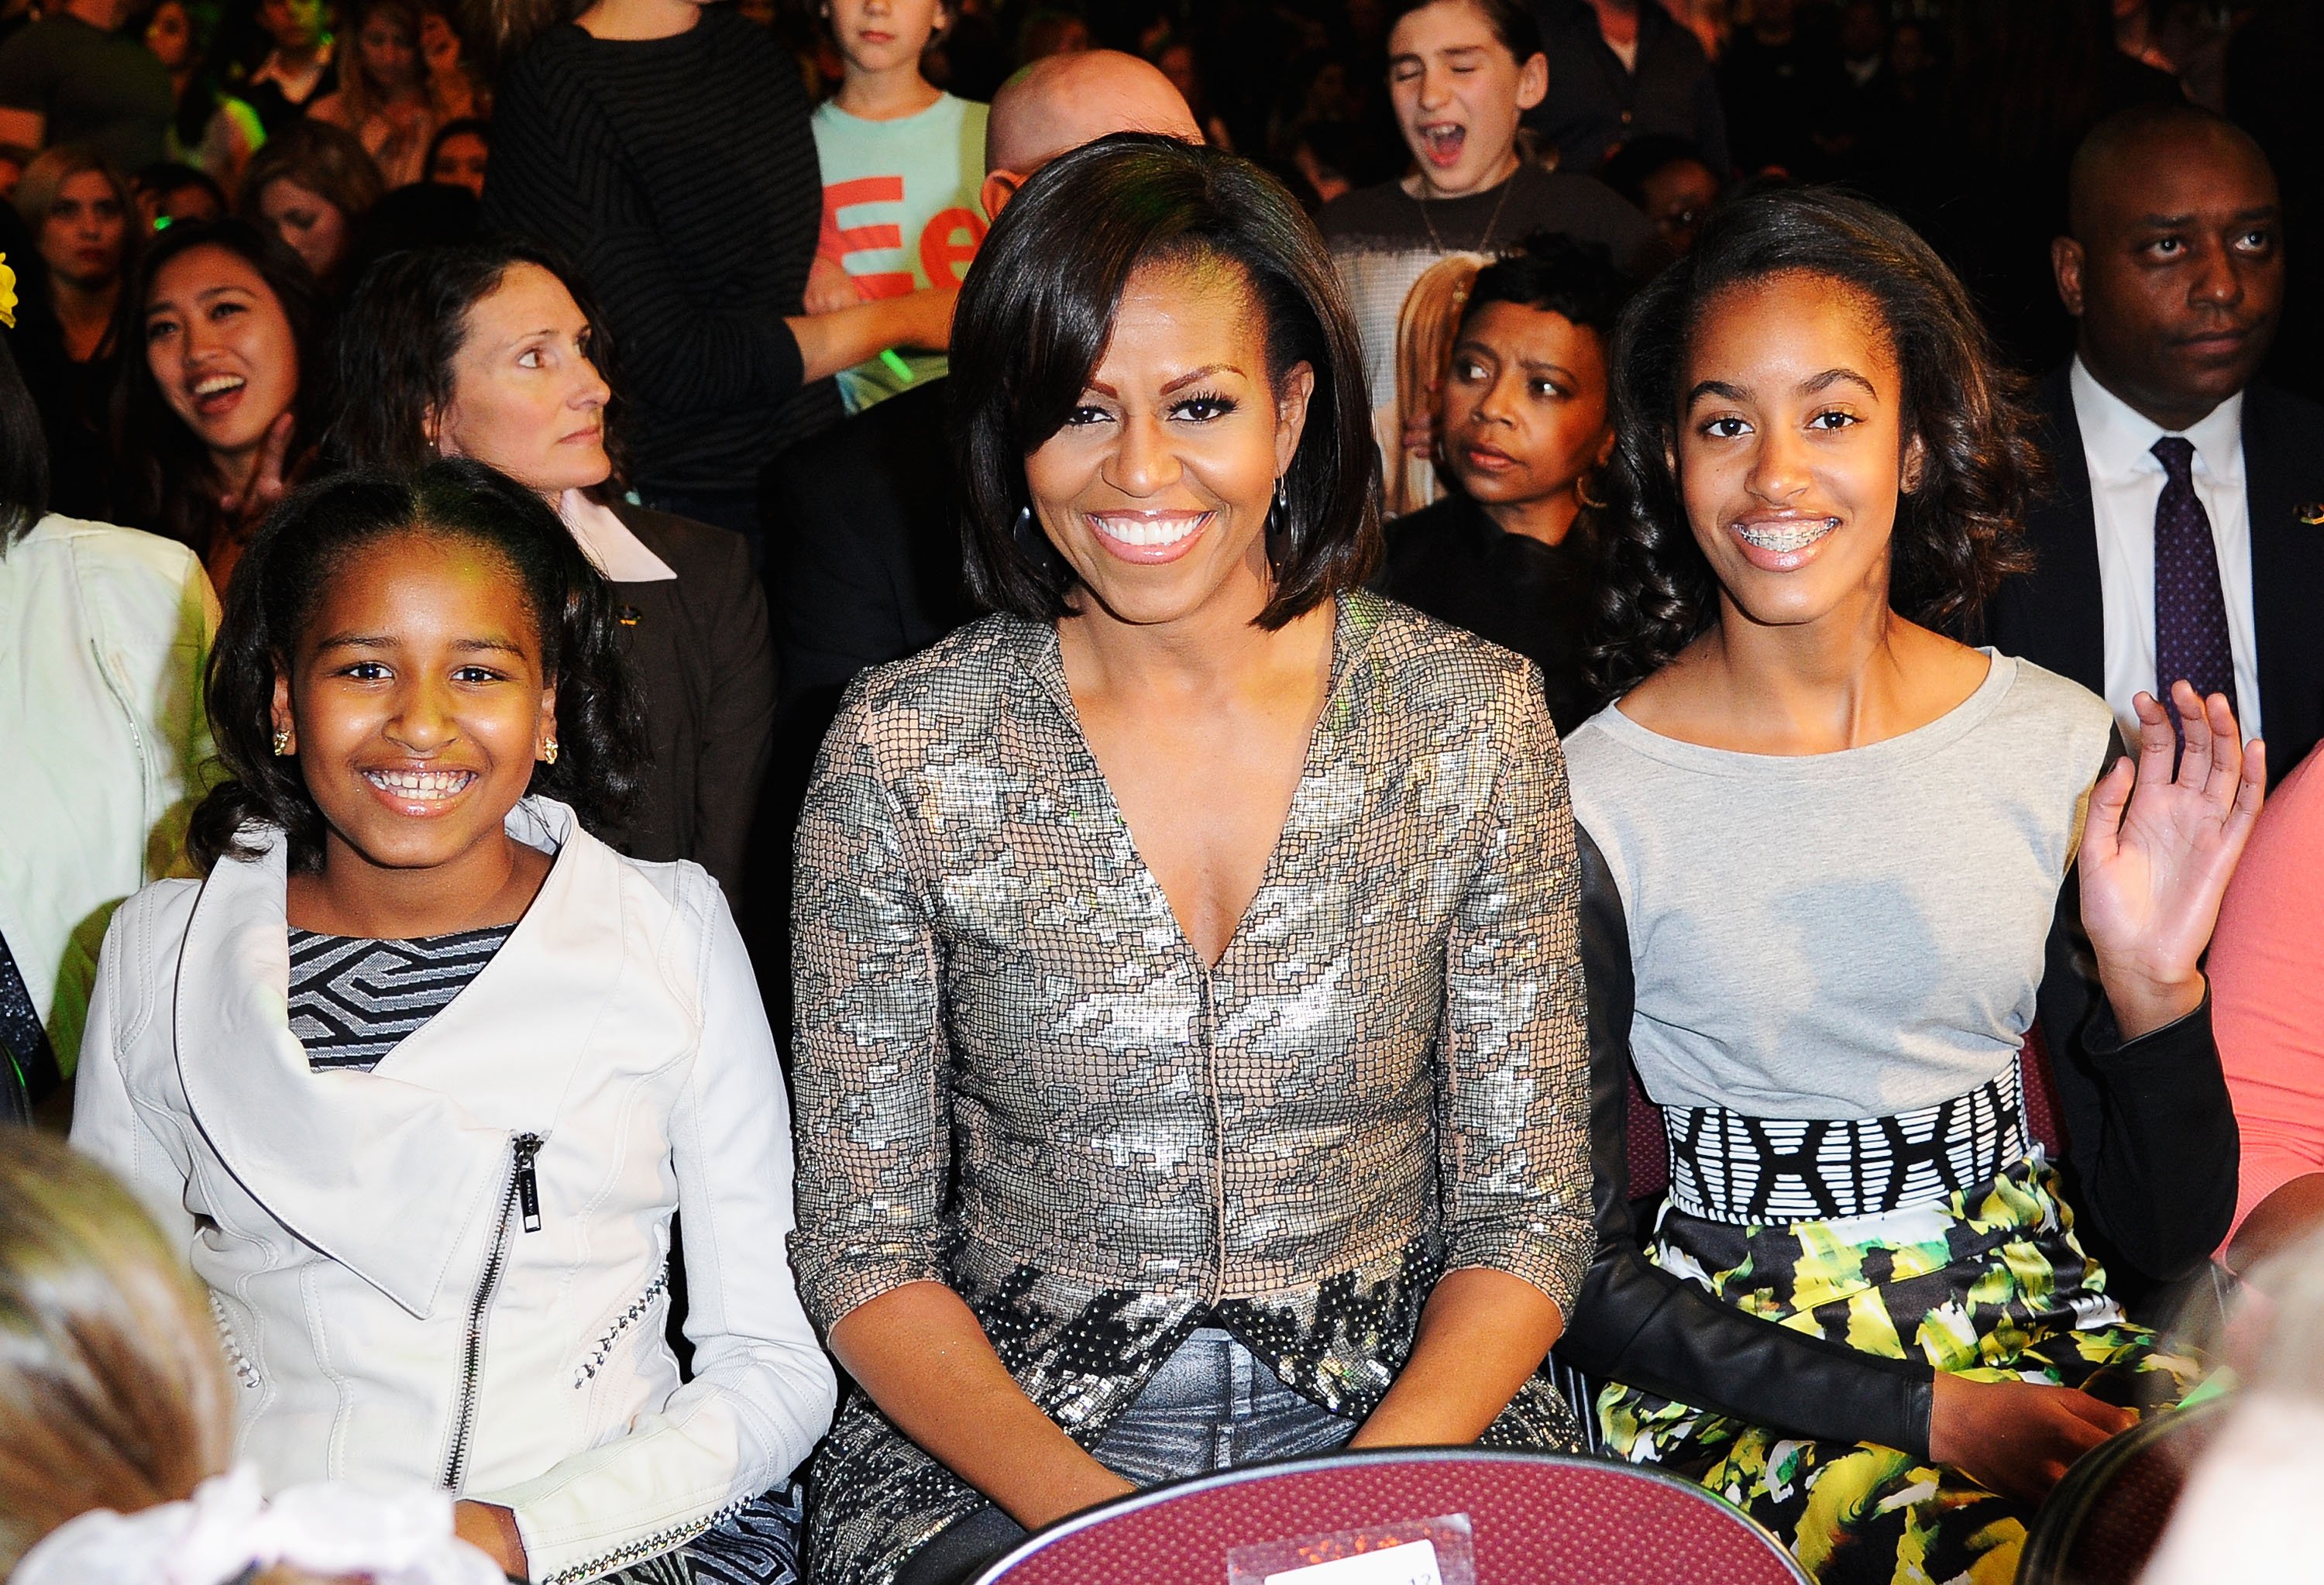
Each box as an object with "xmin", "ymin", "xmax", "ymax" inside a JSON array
[{"xmin": 1984, "ymin": 101, "xmax": 2324, "ymax": 786}]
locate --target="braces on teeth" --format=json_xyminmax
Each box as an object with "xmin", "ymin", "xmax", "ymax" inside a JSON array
[{"xmin": 1738, "ymin": 517, "xmax": 1840, "ymax": 553}]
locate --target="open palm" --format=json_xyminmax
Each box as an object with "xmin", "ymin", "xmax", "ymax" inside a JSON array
[{"xmin": 2078, "ymin": 682, "xmax": 2266, "ymax": 1038}]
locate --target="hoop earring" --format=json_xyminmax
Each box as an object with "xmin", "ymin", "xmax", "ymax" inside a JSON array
[
  {"xmin": 1265, "ymin": 476, "xmax": 1293, "ymax": 564},
  {"xmin": 272, "ymin": 727, "xmax": 292, "ymax": 757},
  {"xmin": 1573, "ymin": 469, "xmax": 1608, "ymax": 511}
]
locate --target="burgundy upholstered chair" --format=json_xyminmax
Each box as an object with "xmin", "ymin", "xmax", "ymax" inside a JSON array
[
  {"xmin": 969, "ymin": 1447, "xmax": 1810, "ymax": 1585},
  {"xmin": 2016, "ymin": 1398, "xmax": 2230, "ymax": 1585}
]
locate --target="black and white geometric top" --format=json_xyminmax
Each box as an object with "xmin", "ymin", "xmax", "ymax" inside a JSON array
[{"xmin": 288, "ymin": 927, "xmax": 515, "ymax": 1074}]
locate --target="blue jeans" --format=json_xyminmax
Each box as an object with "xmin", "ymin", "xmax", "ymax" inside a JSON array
[{"xmin": 892, "ymin": 1329, "xmax": 1354, "ymax": 1585}]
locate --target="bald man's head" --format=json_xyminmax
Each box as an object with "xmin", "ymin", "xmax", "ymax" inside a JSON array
[
  {"xmin": 982, "ymin": 49, "xmax": 1202, "ymax": 205},
  {"xmin": 2055, "ymin": 102, "xmax": 2283, "ymax": 428},
  {"xmin": 2065, "ymin": 102, "xmax": 2272, "ymax": 244}
]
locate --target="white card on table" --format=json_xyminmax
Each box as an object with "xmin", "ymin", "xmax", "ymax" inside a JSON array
[{"xmin": 1261, "ymin": 1539, "xmax": 1443, "ymax": 1585}]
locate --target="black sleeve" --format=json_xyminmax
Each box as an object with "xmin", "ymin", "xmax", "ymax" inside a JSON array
[
  {"xmin": 1552, "ymin": 826, "xmax": 1939, "ymax": 1458},
  {"xmin": 480, "ymin": 43, "xmax": 806, "ymax": 421},
  {"xmin": 685, "ymin": 518, "xmax": 779, "ymax": 911},
  {"xmin": 2033, "ymin": 865, "xmax": 2239, "ymax": 1284}
]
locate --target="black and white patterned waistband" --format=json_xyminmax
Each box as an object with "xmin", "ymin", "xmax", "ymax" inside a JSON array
[{"xmin": 1664, "ymin": 1064, "xmax": 2030, "ymax": 1226}]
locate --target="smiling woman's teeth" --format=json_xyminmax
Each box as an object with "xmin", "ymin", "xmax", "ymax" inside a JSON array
[
  {"xmin": 1096, "ymin": 514, "xmax": 1202, "ymax": 547},
  {"xmin": 1738, "ymin": 517, "xmax": 1839, "ymax": 553},
  {"xmin": 366, "ymin": 769, "xmax": 475, "ymax": 800},
  {"xmin": 193, "ymin": 373, "xmax": 245, "ymax": 396}
]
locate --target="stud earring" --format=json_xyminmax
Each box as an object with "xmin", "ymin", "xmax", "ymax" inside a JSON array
[
  {"xmin": 272, "ymin": 727, "xmax": 292, "ymax": 757},
  {"xmin": 541, "ymin": 739, "xmax": 559, "ymax": 766}
]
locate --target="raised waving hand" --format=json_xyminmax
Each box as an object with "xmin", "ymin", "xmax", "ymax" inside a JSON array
[{"xmin": 2078, "ymin": 680, "xmax": 2266, "ymax": 1039}]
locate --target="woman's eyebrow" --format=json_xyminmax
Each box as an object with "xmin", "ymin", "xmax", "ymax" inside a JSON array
[
  {"xmin": 1801, "ymin": 366, "xmax": 1878, "ymax": 397},
  {"xmin": 1161, "ymin": 363, "xmax": 1240, "ymax": 394},
  {"xmin": 1685, "ymin": 378, "xmax": 1750, "ymax": 407}
]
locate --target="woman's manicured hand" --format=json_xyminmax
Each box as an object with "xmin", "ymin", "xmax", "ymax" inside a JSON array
[
  {"xmin": 2078, "ymin": 681, "xmax": 2265, "ymax": 1039},
  {"xmin": 1929, "ymin": 1374, "xmax": 2135, "ymax": 1506}
]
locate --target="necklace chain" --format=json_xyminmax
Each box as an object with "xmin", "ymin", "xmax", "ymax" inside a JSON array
[{"xmin": 1418, "ymin": 167, "xmax": 1518, "ymax": 259}]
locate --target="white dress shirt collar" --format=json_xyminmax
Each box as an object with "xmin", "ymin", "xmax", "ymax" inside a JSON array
[
  {"xmin": 2069, "ymin": 357, "xmax": 2244, "ymax": 492},
  {"xmin": 558, "ymin": 489, "xmax": 677, "ymax": 583}
]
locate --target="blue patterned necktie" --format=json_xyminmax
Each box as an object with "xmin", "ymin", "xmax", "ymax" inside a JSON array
[{"xmin": 2150, "ymin": 435, "xmax": 2237, "ymax": 733}]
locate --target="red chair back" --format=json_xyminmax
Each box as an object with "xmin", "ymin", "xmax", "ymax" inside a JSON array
[
  {"xmin": 2018, "ymin": 1023, "xmax": 2070, "ymax": 1158},
  {"xmin": 2016, "ymin": 1399, "xmax": 2228, "ymax": 1585},
  {"xmin": 971, "ymin": 1448, "xmax": 1808, "ymax": 1585}
]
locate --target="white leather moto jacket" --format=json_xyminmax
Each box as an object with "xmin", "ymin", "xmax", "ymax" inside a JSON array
[{"xmin": 71, "ymin": 799, "xmax": 837, "ymax": 1583}]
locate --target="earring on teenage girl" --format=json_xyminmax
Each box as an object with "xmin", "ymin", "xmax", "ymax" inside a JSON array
[
  {"xmin": 272, "ymin": 727, "xmax": 292, "ymax": 757},
  {"xmin": 541, "ymin": 739, "xmax": 559, "ymax": 766}
]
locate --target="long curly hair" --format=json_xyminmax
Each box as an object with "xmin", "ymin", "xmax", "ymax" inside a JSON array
[
  {"xmin": 1590, "ymin": 186, "xmax": 2040, "ymax": 698},
  {"xmin": 187, "ymin": 458, "xmax": 647, "ymax": 872}
]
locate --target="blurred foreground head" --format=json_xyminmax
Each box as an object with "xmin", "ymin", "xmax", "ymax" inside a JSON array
[
  {"xmin": 0, "ymin": 1127, "xmax": 232, "ymax": 1573},
  {"xmin": 2144, "ymin": 1226, "xmax": 2324, "ymax": 1581}
]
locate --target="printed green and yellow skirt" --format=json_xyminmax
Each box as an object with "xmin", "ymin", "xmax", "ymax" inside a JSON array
[{"xmin": 1598, "ymin": 1157, "xmax": 2202, "ymax": 1585}]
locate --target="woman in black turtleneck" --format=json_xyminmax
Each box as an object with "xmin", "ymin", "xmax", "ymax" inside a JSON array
[{"xmin": 1377, "ymin": 231, "xmax": 1630, "ymax": 734}]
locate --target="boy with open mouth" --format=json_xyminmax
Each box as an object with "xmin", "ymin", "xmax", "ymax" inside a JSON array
[{"xmin": 1318, "ymin": 0, "xmax": 1652, "ymax": 517}]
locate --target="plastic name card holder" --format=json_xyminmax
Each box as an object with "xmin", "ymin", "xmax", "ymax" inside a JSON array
[{"xmin": 1226, "ymin": 1514, "xmax": 1478, "ymax": 1585}]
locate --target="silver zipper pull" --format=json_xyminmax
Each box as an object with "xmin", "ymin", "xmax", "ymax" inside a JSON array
[{"xmin": 514, "ymin": 1133, "xmax": 545, "ymax": 1233}]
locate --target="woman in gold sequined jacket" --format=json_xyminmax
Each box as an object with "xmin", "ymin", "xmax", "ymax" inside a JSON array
[{"xmin": 788, "ymin": 136, "xmax": 1596, "ymax": 1585}]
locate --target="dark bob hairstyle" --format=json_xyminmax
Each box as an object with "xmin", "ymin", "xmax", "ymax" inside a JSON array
[
  {"xmin": 1591, "ymin": 186, "xmax": 2038, "ymax": 696},
  {"xmin": 188, "ymin": 458, "xmax": 647, "ymax": 872},
  {"xmin": 326, "ymin": 236, "xmax": 622, "ymax": 480},
  {"xmin": 949, "ymin": 132, "xmax": 1381, "ymax": 629}
]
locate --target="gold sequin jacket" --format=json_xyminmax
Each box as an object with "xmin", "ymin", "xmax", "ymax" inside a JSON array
[{"xmin": 789, "ymin": 590, "xmax": 1592, "ymax": 1583}]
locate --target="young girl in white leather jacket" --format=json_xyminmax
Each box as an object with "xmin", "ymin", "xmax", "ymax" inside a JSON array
[{"xmin": 71, "ymin": 459, "xmax": 834, "ymax": 1585}]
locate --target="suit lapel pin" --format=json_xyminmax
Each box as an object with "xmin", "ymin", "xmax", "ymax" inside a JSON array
[
  {"xmin": 2297, "ymin": 503, "xmax": 2324, "ymax": 526},
  {"xmin": 617, "ymin": 604, "xmax": 643, "ymax": 627}
]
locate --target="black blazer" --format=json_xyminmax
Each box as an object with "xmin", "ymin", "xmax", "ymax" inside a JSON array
[
  {"xmin": 1981, "ymin": 369, "xmax": 2324, "ymax": 786},
  {"xmin": 596, "ymin": 501, "xmax": 778, "ymax": 912},
  {"xmin": 753, "ymin": 378, "xmax": 979, "ymax": 1024},
  {"xmin": 761, "ymin": 376, "xmax": 978, "ymax": 713}
]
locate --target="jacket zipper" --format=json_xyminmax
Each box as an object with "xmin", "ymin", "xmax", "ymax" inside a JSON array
[
  {"xmin": 439, "ymin": 1131, "xmax": 544, "ymax": 1490},
  {"xmin": 538, "ymin": 1494, "xmax": 748, "ymax": 1585}
]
